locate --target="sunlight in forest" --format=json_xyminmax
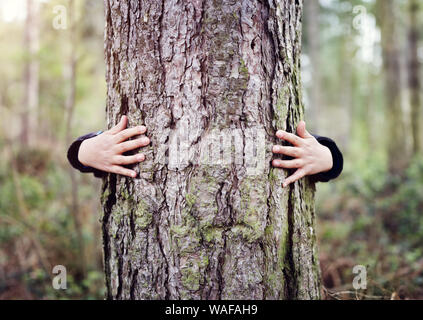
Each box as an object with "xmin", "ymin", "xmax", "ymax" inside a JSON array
[{"xmin": 0, "ymin": 0, "xmax": 27, "ymax": 22}]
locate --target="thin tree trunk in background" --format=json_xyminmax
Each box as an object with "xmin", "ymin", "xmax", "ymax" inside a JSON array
[
  {"xmin": 408, "ymin": 0, "xmax": 421, "ymax": 155},
  {"xmin": 341, "ymin": 33, "xmax": 353, "ymax": 150},
  {"xmin": 64, "ymin": 0, "xmax": 86, "ymax": 278},
  {"xmin": 102, "ymin": 0, "xmax": 319, "ymax": 300},
  {"xmin": 305, "ymin": 0, "xmax": 321, "ymax": 132},
  {"xmin": 377, "ymin": 0, "xmax": 407, "ymax": 174},
  {"xmin": 21, "ymin": 0, "xmax": 39, "ymax": 146}
]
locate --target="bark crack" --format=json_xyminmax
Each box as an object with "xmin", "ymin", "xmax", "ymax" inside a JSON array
[
  {"xmin": 130, "ymin": 269, "xmax": 138, "ymax": 299},
  {"xmin": 283, "ymin": 183, "xmax": 297, "ymax": 299},
  {"xmin": 102, "ymin": 173, "xmax": 117, "ymax": 300}
]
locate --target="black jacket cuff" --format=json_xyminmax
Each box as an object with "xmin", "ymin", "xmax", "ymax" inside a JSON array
[
  {"xmin": 310, "ymin": 135, "xmax": 344, "ymax": 183},
  {"xmin": 67, "ymin": 131, "xmax": 106, "ymax": 178}
]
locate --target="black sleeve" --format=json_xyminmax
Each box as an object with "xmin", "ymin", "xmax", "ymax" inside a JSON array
[
  {"xmin": 67, "ymin": 131, "xmax": 106, "ymax": 178},
  {"xmin": 310, "ymin": 134, "xmax": 344, "ymax": 183}
]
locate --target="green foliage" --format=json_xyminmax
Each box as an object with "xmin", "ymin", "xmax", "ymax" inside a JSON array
[
  {"xmin": 0, "ymin": 156, "xmax": 105, "ymax": 299},
  {"xmin": 316, "ymin": 155, "xmax": 423, "ymax": 299},
  {"xmin": 305, "ymin": 0, "xmax": 423, "ymax": 300},
  {"xmin": 0, "ymin": 0, "xmax": 106, "ymax": 299}
]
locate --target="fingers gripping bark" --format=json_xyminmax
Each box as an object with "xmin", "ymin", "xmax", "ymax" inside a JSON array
[
  {"xmin": 272, "ymin": 121, "xmax": 332, "ymax": 187},
  {"xmin": 78, "ymin": 116, "xmax": 150, "ymax": 178}
]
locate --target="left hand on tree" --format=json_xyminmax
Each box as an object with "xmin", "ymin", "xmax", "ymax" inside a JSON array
[{"xmin": 272, "ymin": 121, "xmax": 333, "ymax": 188}]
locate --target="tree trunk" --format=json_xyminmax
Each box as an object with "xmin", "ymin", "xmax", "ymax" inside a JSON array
[
  {"xmin": 408, "ymin": 0, "xmax": 421, "ymax": 155},
  {"xmin": 304, "ymin": 0, "xmax": 320, "ymax": 133},
  {"xmin": 102, "ymin": 0, "xmax": 319, "ymax": 300},
  {"xmin": 65, "ymin": 0, "xmax": 87, "ymax": 279},
  {"xmin": 21, "ymin": 0, "xmax": 39, "ymax": 146},
  {"xmin": 377, "ymin": 0, "xmax": 407, "ymax": 174}
]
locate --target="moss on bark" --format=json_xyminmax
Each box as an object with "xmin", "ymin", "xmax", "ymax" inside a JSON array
[{"xmin": 102, "ymin": 0, "xmax": 320, "ymax": 300}]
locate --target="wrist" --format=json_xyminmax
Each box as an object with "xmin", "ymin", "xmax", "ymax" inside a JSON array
[
  {"xmin": 320, "ymin": 145, "xmax": 333, "ymax": 172},
  {"xmin": 78, "ymin": 140, "xmax": 91, "ymax": 167}
]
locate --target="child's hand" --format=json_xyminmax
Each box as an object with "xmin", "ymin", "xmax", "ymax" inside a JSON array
[
  {"xmin": 78, "ymin": 116, "xmax": 150, "ymax": 178},
  {"xmin": 272, "ymin": 121, "xmax": 333, "ymax": 188}
]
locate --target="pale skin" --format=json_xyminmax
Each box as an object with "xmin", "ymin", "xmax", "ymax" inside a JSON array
[
  {"xmin": 78, "ymin": 116, "xmax": 150, "ymax": 178},
  {"xmin": 272, "ymin": 121, "xmax": 333, "ymax": 188},
  {"xmin": 79, "ymin": 117, "xmax": 333, "ymax": 186}
]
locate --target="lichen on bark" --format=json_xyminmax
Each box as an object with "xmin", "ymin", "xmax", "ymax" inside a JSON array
[{"xmin": 102, "ymin": 0, "xmax": 320, "ymax": 300}]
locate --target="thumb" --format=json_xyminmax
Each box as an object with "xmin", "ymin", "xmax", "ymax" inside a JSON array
[
  {"xmin": 109, "ymin": 115, "xmax": 128, "ymax": 134},
  {"xmin": 297, "ymin": 121, "xmax": 312, "ymax": 139}
]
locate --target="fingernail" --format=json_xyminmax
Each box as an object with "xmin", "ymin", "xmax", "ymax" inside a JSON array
[
  {"xmin": 137, "ymin": 154, "xmax": 145, "ymax": 161},
  {"xmin": 139, "ymin": 126, "xmax": 146, "ymax": 133},
  {"xmin": 273, "ymin": 146, "xmax": 281, "ymax": 153},
  {"xmin": 142, "ymin": 137, "xmax": 150, "ymax": 144}
]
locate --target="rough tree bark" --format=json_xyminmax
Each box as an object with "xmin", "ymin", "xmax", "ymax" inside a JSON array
[{"xmin": 101, "ymin": 0, "xmax": 320, "ymax": 300}]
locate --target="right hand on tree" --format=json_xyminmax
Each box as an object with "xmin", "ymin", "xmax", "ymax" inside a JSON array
[{"xmin": 78, "ymin": 116, "xmax": 150, "ymax": 178}]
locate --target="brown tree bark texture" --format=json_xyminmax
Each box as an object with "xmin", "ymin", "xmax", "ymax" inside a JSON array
[{"xmin": 102, "ymin": 0, "xmax": 319, "ymax": 300}]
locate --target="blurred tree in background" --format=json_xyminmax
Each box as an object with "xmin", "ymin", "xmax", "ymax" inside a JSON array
[
  {"xmin": 408, "ymin": 0, "xmax": 421, "ymax": 156},
  {"xmin": 377, "ymin": 0, "xmax": 407, "ymax": 175},
  {"xmin": 0, "ymin": 0, "xmax": 106, "ymax": 299},
  {"xmin": 303, "ymin": 0, "xmax": 423, "ymax": 299},
  {"xmin": 0, "ymin": 0, "xmax": 422, "ymax": 300}
]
